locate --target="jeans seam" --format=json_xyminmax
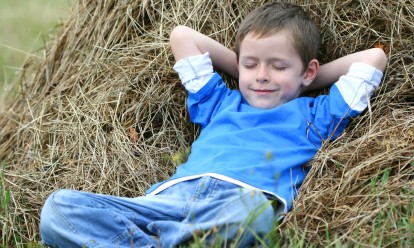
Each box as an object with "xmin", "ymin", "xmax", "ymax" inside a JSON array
[
  {"xmin": 110, "ymin": 226, "xmax": 138, "ymax": 246},
  {"xmin": 206, "ymin": 177, "xmax": 220, "ymax": 199},
  {"xmin": 183, "ymin": 176, "xmax": 210, "ymax": 216},
  {"xmin": 49, "ymin": 193, "xmax": 100, "ymax": 247},
  {"xmin": 50, "ymin": 192, "xmax": 81, "ymax": 237},
  {"xmin": 180, "ymin": 177, "xmax": 214, "ymax": 244}
]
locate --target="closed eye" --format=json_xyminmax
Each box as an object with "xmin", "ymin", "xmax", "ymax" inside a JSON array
[
  {"xmin": 243, "ymin": 64, "xmax": 257, "ymax": 69},
  {"xmin": 272, "ymin": 65, "xmax": 287, "ymax": 70}
]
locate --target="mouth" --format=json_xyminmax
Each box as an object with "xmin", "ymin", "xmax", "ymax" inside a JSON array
[{"xmin": 252, "ymin": 89, "xmax": 276, "ymax": 95}]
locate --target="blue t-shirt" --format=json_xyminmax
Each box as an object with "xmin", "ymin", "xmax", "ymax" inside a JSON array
[{"xmin": 147, "ymin": 55, "xmax": 383, "ymax": 213}]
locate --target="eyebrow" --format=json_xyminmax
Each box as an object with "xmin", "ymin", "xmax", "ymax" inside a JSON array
[{"xmin": 239, "ymin": 56, "xmax": 289, "ymax": 63}]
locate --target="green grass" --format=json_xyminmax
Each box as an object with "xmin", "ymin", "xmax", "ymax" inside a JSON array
[
  {"xmin": 1, "ymin": 162, "xmax": 11, "ymax": 247},
  {"xmin": 0, "ymin": 0, "xmax": 73, "ymax": 96}
]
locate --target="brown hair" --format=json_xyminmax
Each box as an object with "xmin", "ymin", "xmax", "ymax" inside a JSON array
[{"xmin": 235, "ymin": 2, "xmax": 320, "ymax": 70}]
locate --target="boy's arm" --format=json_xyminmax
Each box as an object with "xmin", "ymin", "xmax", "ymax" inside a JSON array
[
  {"xmin": 303, "ymin": 48, "xmax": 387, "ymax": 93},
  {"xmin": 170, "ymin": 26, "xmax": 387, "ymax": 93},
  {"xmin": 170, "ymin": 25, "xmax": 238, "ymax": 79}
]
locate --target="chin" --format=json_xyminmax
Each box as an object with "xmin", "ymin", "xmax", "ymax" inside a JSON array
[
  {"xmin": 252, "ymin": 103, "xmax": 277, "ymax": 110},
  {"xmin": 247, "ymin": 99, "xmax": 281, "ymax": 110}
]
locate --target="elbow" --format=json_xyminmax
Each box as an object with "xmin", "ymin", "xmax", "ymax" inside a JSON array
[
  {"xmin": 169, "ymin": 25, "xmax": 190, "ymax": 48},
  {"xmin": 169, "ymin": 25, "xmax": 194, "ymax": 61},
  {"xmin": 170, "ymin": 25, "xmax": 204, "ymax": 61},
  {"xmin": 170, "ymin": 25, "xmax": 185, "ymax": 40},
  {"xmin": 371, "ymin": 48, "xmax": 388, "ymax": 72}
]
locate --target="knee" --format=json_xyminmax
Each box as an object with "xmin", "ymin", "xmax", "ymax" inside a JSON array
[
  {"xmin": 40, "ymin": 190, "xmax": 67, "ymax": 227},
  {"xmin": 40, "ymin": 189, "xmax": 88, "ymax": 247},
  {"xmin": 41, "ymin": 189, "xmax": 72, "ymax": 216},
  {"xmin": 40, "ymin": 189, "xmax": 78, "ymax": 237}
]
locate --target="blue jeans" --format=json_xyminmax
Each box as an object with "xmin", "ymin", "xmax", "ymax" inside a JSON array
[{"xmin": 40, "ymin": 176, "xmax": 275, "ymax": 247}]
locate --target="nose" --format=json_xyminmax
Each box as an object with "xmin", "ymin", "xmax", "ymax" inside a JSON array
[{"xmin": 256, "ymin": 65, "xmax": 269, "ymax": 83}]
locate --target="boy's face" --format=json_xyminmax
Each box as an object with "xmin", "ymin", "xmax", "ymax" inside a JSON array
[{"xmin": 237, "ymin": 30, "xmax": 312, "ymax": 109}]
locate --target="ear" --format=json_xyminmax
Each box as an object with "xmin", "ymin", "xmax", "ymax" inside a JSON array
[{"xmin": 302, "ymin": 59, "xmax": 319, "ymax": 87}]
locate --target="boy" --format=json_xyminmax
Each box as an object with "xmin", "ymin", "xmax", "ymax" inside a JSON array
[{"xmin": 40, "ymin": 2, "xmax": 387, "ymax": 247}]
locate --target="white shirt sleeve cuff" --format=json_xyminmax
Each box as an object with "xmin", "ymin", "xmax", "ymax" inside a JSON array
[
  {"xmin": 173, "ymin": 53, "xmax": 215, "ymax": 93},
  {"xmin": 336, "ymin": 62, "xmax": 384, "ymax": 112}
]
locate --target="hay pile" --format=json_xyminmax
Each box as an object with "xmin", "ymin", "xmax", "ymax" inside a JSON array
[{"xmin": 0, "ymin": 0, "xmax": 413, "ymax": 246}]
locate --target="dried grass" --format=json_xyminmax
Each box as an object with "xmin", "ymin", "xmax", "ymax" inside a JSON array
[{"xmin": 0, "ymin": 0, "xmax": 413, "ymax": 246}]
